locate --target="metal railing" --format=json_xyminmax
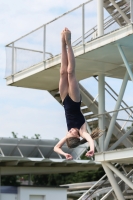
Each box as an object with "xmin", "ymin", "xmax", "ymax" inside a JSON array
[
  {"xmin": 72, "ymin": 3, "xmax": 130, "ymax": 46},
  {"xmin": 5, "ymin": 0, "xmax": 93, "ymax": 77},
  {"xmin": 5, "ymin": 0, "xmax": 132, "ymax": 77}
]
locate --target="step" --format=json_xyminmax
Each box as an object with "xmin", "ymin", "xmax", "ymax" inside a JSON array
[{"xmin": 81, "ymin": 107, "xmax": 91, "ymax": 114}]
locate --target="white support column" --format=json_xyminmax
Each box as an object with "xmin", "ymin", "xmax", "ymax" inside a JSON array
[
  {"xmin": 98, "ymin": 74, "xmax": 105, "ymax": 151},
  {"xmin": 82, "ymin": 3, "xmax": 85, "ymax": 45},
  {"xmin": 97, "ymin": 0, "xmax": 104, "ymax": 152},
  {"xmin": 102, "ymin": 163, "xmax": 125, "ymax": 200},
  {"xmin": 131, "ymin": 0, "xmax": 133, "ymax": 23},
  {"xmin": 97, "ymin": 0, "xmax": 104, "ymax": 36},
  {"xmin": 104, "ymin": 71, "xmax": 129, "ymax": 150},
  {"xmin": 117, "ymin": 44, "xmax": 133, "ymax": 82},
  {"xmin": 106, "ymin": 162, "xmax": 133, "ymax": 190},
  {"xmin": 43, "ymin": 25, "xmax": 46, "ymax": 61}
]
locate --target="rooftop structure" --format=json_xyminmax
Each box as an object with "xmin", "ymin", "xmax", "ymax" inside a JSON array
[{"xmin": 0, "ymin": 137, "xmax": 100, "ymax": 175}]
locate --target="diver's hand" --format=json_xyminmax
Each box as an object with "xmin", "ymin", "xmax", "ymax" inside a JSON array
[
  {"xmin": 85, "ymin": 150, "xmax": 94, "ymax": 157},
  {"xmin": 64, "ymin": 153, "xmax": 73, "ymax": 160}
]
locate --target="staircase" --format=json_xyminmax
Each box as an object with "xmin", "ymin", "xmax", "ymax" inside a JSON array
[{"xmin": 104, "ymin": 0, "xmax": 130, "ymax": 27}]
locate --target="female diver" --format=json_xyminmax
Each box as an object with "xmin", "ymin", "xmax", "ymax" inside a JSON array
[{"xmin": 54, "ymin": 28, "xmax": 95, "ymax": 160}]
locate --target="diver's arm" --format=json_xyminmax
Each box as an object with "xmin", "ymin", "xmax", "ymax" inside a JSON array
[{"xmin": 54, "ymin": 137, "xmax": 73, "ymax": 160}]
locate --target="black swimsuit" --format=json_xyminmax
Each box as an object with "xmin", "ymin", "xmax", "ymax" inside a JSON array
[{"xmin": 63, "ymin": 94, "xmax": 85, "ymax": 131}]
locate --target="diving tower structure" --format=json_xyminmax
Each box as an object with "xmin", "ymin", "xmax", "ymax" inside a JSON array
[{"xmin": 5, "ymin": 0, "xmax": 133, "ymax": 199}]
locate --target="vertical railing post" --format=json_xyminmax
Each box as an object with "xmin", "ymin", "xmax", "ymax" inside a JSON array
[
  {"xmin": 12, "ymin": 42, "xmax": 15, "ymax": 75},
  {"xmin": 82, "ymin": 3, "xmax": 85, "ymax": 45},
  {"xmin": 43, "ymin": 25, "xmax": 46, "ymax": 61},
  {"xmin": 131, "ymin": 0, "xmax": 133, "ymax": 23}
]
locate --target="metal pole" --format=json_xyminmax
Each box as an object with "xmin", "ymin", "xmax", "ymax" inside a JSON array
[
  {"xmin": 106, "ymin": 162, "xmax": 133, "ymax": 189},
  {"xmin": 12, "ymin": 42, "xmax": 15, "ymax": 75},
  {"xmin": 97, "ymin": 0, "xmax": 104, "ymax": 151},
  {"xmin": 102, "ymin": 163, "xmax": 124, "ymax": 200},
  {"xmin": 43, "ymin": 25, "xmax": 46, "ymax": 61},
  {"xmin": 131, "ymin": 0, "xmax": 133, "ymax": 23},
  {"xmin": 104, "ymin": 71, "xmax": 129, "ymax": 150},
  {"xmin": 82, "ymin": 4, "xmax": 85, "ymax": 45},
  {"xmin": 97, "ymin": 0, "xmax": 104, "ymax": 36},
  {"xmin": 29, "ymin": 174, "xmax": 31, "ymax": 185},
  {"xmin": 98, "ymin": 74, "xmax": 105, "ymax": 151},
  {"xmin": 109, "ymin": 126, "xmax": 133, "ymax": 150},
  {"xmin": 117, "ymin": 44, "xmax": 133, "ymax": 82},
  {"xmin": 77, "ymin": 172, "xmax": 107, "ymax": 200},
  {"xmin": 101, "ymin": 169, "xmax": 133, "ymax": 200}
]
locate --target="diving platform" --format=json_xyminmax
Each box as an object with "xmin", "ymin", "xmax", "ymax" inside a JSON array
[
  {"xmin": 6, "ymin": 24, "xmax": 133, "ymax": 91},
  {"xmin": 95, "ymin": 147, "xmax": 133, "ymax": 164}
]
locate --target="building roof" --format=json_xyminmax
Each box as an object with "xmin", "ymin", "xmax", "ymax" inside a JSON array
[{"xmin": 0, "ymin": 137, "xmax": 101, "ymax": 175}]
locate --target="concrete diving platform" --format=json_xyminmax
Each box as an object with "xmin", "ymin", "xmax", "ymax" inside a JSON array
[
  {"xmin": 95, "ymin": 147, "xmax": 133, "ymax": 164},
  {"xmin": 6, "ymin": 24, "xmax": 133, "ymax": 92}
]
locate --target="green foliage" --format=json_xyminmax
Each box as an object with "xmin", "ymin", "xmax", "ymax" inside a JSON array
[
  {"xmin": 32, "ymin": 167, "xmax": 105, "ymax": 186},
  {"xmin": 11, "ymin": 132, "xmax": 41, "ymax": 139},
  {"xmin": 31, "ymin": 134, "xmax": 41, "ymax": 139},
  {"xmin": 11, "ymin": 132, "xmax": 18, "ymax": 138},
  {"xmin": 23, "ymin": 135, "xmax": 28, "ymax": 139},
  {"xmin": 126, "ymin": 123, "xmax": 133, "ymax": 131},
  {"xmin": 1, "ymin": 175, "xmax": 20, "ymax": 186}
]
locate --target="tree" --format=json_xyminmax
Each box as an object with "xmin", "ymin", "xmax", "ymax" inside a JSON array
[
  {"xmin": 1, "ymin": 175, "xmax": 20, "ymax": 186},
  {"xmin": 11, "ymin": 132, "xmax": 18, "ymax": 138},
  {"xmin": 23, "ymin": 136, "xmax": 28, "ymax": 139},
  {"xmin": 31, "ymin": 134, "xmax": 41, "ymax": 139}
]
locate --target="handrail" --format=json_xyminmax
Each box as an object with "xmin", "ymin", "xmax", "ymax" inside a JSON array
[
  {"xmin": 92, "ymin": 106, "xmax": 133, "ymax": 118},
  {"xmin": 72, "ymin": 4, "xmax": 130, "ymax": 46},
  {"xmin": 7, "ymin": 46, "xmax": 53, "ymax": 57},
  {"xmin": 6, "ymin": 0, "xmax": 93, "ymax": 47}
]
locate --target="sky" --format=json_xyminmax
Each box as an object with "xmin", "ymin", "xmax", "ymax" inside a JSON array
[{"xmin": 0, "ymin": 0, "xmax": 133, "ymax": 140}]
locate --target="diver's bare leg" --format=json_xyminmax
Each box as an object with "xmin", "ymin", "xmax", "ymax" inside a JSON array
[
  {"xmin": 64, "ymin": 28, "xmax": 80, "ymax": 102},
  {"xmin": 59, "ymin": 29, "xmax": 69, "ymax": 102}
]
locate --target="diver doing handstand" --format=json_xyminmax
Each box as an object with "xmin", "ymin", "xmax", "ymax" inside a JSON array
[{"xmin": 54, "ymin": 28, "xmax": 103, "ymax": 160}]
